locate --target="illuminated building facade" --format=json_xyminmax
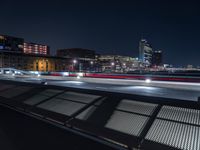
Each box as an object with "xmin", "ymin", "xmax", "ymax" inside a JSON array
[
  {"xmin": 0, "ymin": 34, "xmax": 50, "ymax": 55},
  {"xmin": 139, "ymin": 39, "xmax": 153, "ymax": 66},
  {"xmin": 24, "ymin": 42, "xmax": 50, "ymax": 55},
  {"xmin": 98, "ymin": 55, "xmax": 140, "ymax": 72},
  {"xmin": 0, "ymin": 51, "xmax": 69, "ymax": 72}
]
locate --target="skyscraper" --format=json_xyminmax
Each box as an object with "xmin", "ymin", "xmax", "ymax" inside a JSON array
[{"xmin": 139, "ymin": 39, "xmax": 153, "ymax": 66}]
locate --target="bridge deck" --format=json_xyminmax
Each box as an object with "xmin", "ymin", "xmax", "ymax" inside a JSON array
[{"xmin": 0, "ymin": 79, "xmax": 199, "ymax": 150}]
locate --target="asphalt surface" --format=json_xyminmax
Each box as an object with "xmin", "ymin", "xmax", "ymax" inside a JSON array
[
  {"xmin": 46, "ymin": 80, "xmax": 200, "ymax": 101},
  {"xmin": 1, "ymin": 74, "xmax": 200, "ymax": 101},
  {"xmin": 0, "ymin": 105, "xmax": 117, "ymax": 150}
]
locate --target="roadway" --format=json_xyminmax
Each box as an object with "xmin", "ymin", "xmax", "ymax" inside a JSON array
[
  {"xmin": 1, "ymin": 74, "xmax": 200, "ymax": 101},
  {"xmin": 46, "ymin": 79, "xmax": 200, "ymax": 101}
]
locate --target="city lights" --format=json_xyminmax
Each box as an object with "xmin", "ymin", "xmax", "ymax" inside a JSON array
[
  {"xmin": 1, "ymin": 1, "xmax": 200, "ymax": 150},
  {"xmin": 145, "ymin": 78, "xmax": 151, "ymax": 83},
  {"xmin": 77, "ymin": 72, "xmax": 84, "ymax": 77},
  {"xmin": 111, "ymin": 62, "xmax": 115, "ymax": 66},
  {"xmin": 73, "ymin": 59, "xmax": 77, "ymax": 64}
]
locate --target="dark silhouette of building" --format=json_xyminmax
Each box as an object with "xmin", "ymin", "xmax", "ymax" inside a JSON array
[
  {"xmin": 57, "ymin": 48, "xmax": 95, "ymax": 60},
  {"xmin": 0, "ymin": 35, "xmax": 24, "ymax": 53},
  {"xmin": 152, "ymin": 50, "xmax": 162, "ymax": 66}
]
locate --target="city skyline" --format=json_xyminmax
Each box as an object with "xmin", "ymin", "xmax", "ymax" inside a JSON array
[
  {"xmin": 0, "ymin": 0, "xmax": 200, "ymax": 66},
  {"xmin": 0, "ymin": 32, "xmax": 198, "ymax": 68}
]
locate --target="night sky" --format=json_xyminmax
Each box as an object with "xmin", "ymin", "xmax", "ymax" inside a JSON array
[{"xmin": 0, "ymin": 0, "xmax": 200, "ymax": 66}]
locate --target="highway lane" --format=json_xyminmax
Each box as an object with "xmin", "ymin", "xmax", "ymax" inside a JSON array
[
  {"xmin": 46, "ymin": 80, "xmax": 200, "ymax": 101},
  {"xmin": 39, "ymin": 75, "xmax": 200, "ymax": 92},
  {"xmin": 1, "ymin": 74, "xmax": 200, "ymax": 101},
  {"xmin": 3, "ymin": 74, "xmax": 200, "ymax": 91}
]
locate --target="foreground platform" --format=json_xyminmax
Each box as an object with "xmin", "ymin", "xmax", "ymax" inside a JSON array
[{"xmin": 0, "ymin": 79, "xmax": 199, "ymax": 150}]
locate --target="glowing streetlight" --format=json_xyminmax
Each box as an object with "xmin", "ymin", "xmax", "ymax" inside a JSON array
[
  {"xmin": 111, "ymin": 62, "xmax": 115, "ymax": 66},
  {"xmin": 73, "ymin": 59, "xmax": 77, "ymax": 64},
  {"xmin": 72, "ymin": 59, "xmax": 77, "ymax": 72},
  {"xmin": 145, "ymin": 78, "xmax": 151, "ymax": 83}
]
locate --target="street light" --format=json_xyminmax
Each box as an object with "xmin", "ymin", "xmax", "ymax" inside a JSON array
[
  {"xmin": 90, "ymin": 61, "xmax": 94, "ymax": 72},
  {"xmin": 145, "ymin": 78, "xmax": 151, "ymax": 83},
  {"xmin": 72, "ymin": 59, "xmax": 77, "ymax": 72},
  {"xmin": 73, "ymin": 59, "xmax": 77, "ymax": 64},
  {"xmin": 111, "ymin": 62, "xmax": 115, "ymax": 72}
]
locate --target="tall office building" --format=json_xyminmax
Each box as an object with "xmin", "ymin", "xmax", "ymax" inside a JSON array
[
  {"xmin": 152, "ymin": 50, "xmax": 162, "ymax": 66},
  {"xmin": 0, "ymin": 35, "xmax": 24, "ymax": 52},
  {"xmin": 139, "ymin": 39, "xmax": 153, "ymax": 66},
  {"xmin": 24, "ymin": 42, "xmax": 50, "ymax": 55}
]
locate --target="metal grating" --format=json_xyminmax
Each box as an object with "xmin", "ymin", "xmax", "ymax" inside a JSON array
[
  {"xmin": 105, "ymin": 110, "xmax": 149, "ymax": 136},
  {"xmin": 24, "ymin": 94, "xmax": 49, "ymax": 105},
  {"xmin": 76, "ymin": 106, "xmax": 97, "ymax": 120},
  {"xmin": 116, "ymin": 99, "xmax": 157, "ymax": 115},
  {"xmin": 145, "ymin": 119, "xmax": 200, "ymax": 150},
  {"xmin": 56, "ymin": 91, "xmax": 100, "ymax": 103},
  {"xmin": 37, "ymin": 98, "xmax": 86, "ymax": 116},
  {"xmin": 40, "ymin": 89, "xmax": 63, "ymax": 97},
  {"xmin": 157, "ymin": 106, "xmax": 200, "ymax": 125}
]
